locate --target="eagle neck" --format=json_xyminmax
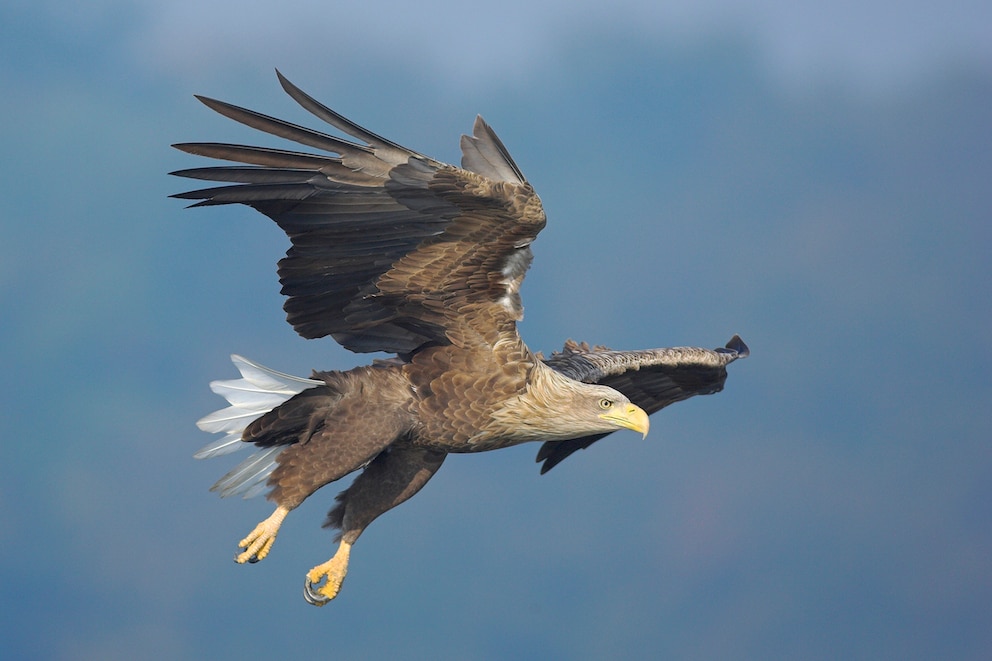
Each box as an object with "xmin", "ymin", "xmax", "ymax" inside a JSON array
[{"xmin": 485, "ymin": 359, "xmax": 597, "ymax": 443}]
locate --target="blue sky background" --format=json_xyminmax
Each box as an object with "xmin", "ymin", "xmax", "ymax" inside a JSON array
[{"xmin": 2, "ymin": 2, "xmax": 990, "ymax": 659}]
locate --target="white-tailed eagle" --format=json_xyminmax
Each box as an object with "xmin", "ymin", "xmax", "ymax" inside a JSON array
[{"xmin": 172, "ymin": 72, "xmax": 748, "ymax": 605}]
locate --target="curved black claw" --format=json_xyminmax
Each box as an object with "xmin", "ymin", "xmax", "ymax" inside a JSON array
[
  {"xmin": 233, "ymin": 551, "xmax": 260, "ymax": 564},
  {"xmin": 303, "ymin": 575, "xmax": 330, "ymax": 607}
]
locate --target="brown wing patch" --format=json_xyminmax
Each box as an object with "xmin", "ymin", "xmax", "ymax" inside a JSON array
[{"xmin": 172, "ymin": 74, "xmax": 548, "ymax": 356}]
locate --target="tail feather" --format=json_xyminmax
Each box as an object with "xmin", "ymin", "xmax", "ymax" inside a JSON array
[
  {"xmin": 210, "ymin": 445, "xmax": 285, "ymax": 498},
  {"xmin": 196, "ymin": 354, "xmax": 322, "ymax": 497},
  {"xmin": 193, "ymin": 431, "xmax": 245, "ymax": 460}
]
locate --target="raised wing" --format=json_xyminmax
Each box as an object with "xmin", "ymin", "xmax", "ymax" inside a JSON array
[
  {"xmin": 171, "ymin": 71, "xmax": 545, "ymax": 355},
  {"xmin": 536, "ymin": 335, "xmax": 749, "ymax": 473}
]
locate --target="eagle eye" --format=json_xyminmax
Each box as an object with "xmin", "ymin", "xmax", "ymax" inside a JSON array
[{"xmin": 598, "ymin": 398, "xmax": 613, "ymax": 410}]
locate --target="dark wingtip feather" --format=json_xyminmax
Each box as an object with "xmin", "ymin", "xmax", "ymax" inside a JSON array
[
  {"xmin": 535, "ymin": 436, "xmax": 606, "ymax": 475},
  {"xmin": 536, "ymin": 444, "xmax": 561, "ymax": 474},
  {"xmin": 273, "ymin": 70, "xmax": 411, "ymax": 159},
  {"xmin": 168, "ymin": 195, "xmax": 224, "ymax": 208},
  {"xmin": 723, "ymin": 335, "xmax": 749, "ymax": 358}
]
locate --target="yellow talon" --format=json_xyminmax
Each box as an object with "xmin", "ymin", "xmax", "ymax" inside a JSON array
[
  {"xmin": 234, "ymin": 505, "xmax": 288, "ymax": 564},
  {"xmin": 303, "ymin": 540, "xmax": 352, "ymax": 606}
]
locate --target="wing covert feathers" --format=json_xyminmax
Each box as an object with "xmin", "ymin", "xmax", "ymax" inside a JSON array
[{"xmin": 172, "ymin": 71, "xmax": 545, "ymax": 355}]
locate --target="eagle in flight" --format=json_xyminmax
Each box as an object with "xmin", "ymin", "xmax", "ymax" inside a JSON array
[{"xmin": 172, "ymin": 71, "xmax": 748, "ymax": 606}]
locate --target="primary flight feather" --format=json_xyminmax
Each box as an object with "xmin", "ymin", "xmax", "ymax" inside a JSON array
[{"xmin": 172, "ymin": 71, "xmax": 748, "ymax": 605}]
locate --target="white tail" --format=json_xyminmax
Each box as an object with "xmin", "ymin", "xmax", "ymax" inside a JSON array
[{"xmin": 196, "ymin": 355, "xmax": 322, "ymax": 498}]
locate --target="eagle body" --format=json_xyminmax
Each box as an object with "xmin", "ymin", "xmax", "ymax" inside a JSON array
[{"xmin": 174, "ymin": 72, "xmax": 748, "ymax": 605}]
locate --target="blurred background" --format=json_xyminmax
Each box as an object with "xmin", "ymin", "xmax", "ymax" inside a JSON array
[{"xmin": 1, "ymin": 1, "xmax": 989, "ymax": 659}]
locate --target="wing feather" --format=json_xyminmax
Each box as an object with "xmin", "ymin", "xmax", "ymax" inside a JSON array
[
  {"xmin": 537, "ymin": 336, "xmax": 749, "ymax": 473},
  {"xmin": 460, "ymin": 116, "xmax": 526, "ymax": 184},
  {"xmin": 172, "ymin": 71, "xmax": 545, "ymax": 354},
  {"xmin": 275, "ymin": 70, "xmax": 417, "ymax": 169}
]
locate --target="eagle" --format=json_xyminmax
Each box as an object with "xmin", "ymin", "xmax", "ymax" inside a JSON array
[{"xmin": 172, "ymin": 71, "xmax": 748, "ymax": 606}]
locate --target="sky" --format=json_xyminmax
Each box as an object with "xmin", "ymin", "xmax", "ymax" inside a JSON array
[{"xmin": 1, "ymin": 1, "xmax": 990, "ymax": 659}]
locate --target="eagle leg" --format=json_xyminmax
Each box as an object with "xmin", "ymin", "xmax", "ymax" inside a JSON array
[
  {"xmin": 303, "ymin": 540, "xmax": 352, "ymax": 606},
  {"xmin": 299, "ymin": 446, "xmax": 447, "ymax": 606},
  {"xmin": 235, "ymin": 505, "xmax": 290, "ymax": 564}
]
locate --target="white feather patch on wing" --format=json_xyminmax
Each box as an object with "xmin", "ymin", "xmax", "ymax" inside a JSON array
[{"xmin": 194, "ymin": 354, "xmax": 322, "ymax": 459}]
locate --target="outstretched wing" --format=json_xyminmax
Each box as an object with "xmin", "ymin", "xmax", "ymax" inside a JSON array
[
  {"xmin": 171, "ymin": 71, "xmax": 545, "ymax": 355},
  {"xmin": 536, "ymin": 335, "xmax": 749, "ymax": 473}
]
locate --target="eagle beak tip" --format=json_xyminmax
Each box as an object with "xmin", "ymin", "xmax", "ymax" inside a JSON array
[{"xmin": 627, "ymin": 404, "xmax": 650, "ymax": 439}]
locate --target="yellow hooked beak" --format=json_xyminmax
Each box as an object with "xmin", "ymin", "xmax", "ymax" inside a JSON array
[{"xmin": 599, "ymin": 402, "xmax": 650, "ymax": 438}]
